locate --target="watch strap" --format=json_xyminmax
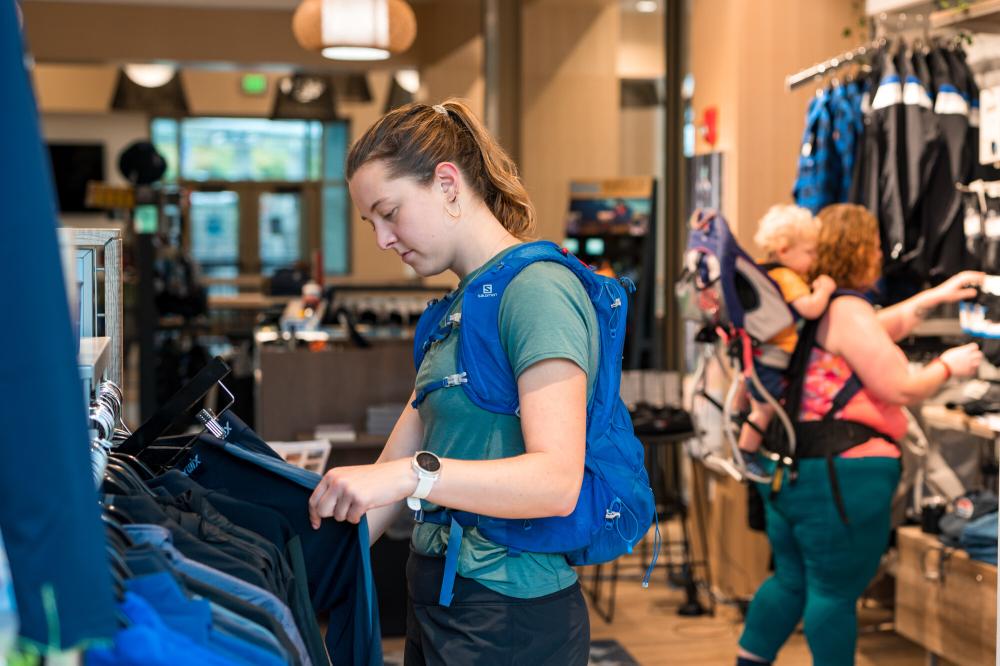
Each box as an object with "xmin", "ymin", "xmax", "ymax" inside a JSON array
[{"xmin": 412, "ymin": 475, "xmax": 435, "ymax": 500}]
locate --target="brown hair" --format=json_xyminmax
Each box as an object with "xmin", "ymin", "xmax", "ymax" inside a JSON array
[
  {"xmin": 812, "ymin": 204, "xmax": 881, "ymax": 290},
  {"xmin": 346, "ymin": 99, "xmax": 536, "ymax": 239}
]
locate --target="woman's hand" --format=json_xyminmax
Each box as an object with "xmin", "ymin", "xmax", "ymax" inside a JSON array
[
  {"xmin": 308, "ymin": 458, "xmax": 416, "ymax": 529},
  {"xmin": 940, "ymin": 342, "xmax": 985, "ymax": 379},
  {"xmin": 928, "ymin": 271, "xmax": 985, "ymax": 306}
]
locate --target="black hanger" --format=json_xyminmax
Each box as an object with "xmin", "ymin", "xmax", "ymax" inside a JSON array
[
  {"xmin": 118, "ymin": 357, "xmax": 231, "ymax": 457},
  {"xmin": 108, "ymin": 451, "xmax": 156, "ymax": 481},
  {"xmin": 105, "ymin": 460, "xmax": 157, "ymax": 498},
  {"xmin": 102, "ymin": 472, "xmax": 132, "ymax": 496},
  {"xmin": 100, "ymin": 512, "xmax": 134, "ymax": 550},
  {"xmin": 101, "ymin": 502, "xmax": 134, "ymax": 529}
]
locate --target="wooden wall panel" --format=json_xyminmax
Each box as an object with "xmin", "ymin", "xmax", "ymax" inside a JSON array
[
  {"xmin": 521, "ymin": 0, "xmax": 620, "ymax": 242},
  {"xmin": 690, "ymin": 0, "xmax": 857, "ymax": 248},
  {"xmin": 734, "ymin": 0, "xmax": 856, "ymax": 251}
]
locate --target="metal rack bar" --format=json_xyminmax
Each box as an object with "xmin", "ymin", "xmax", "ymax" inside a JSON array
[{"xmin": 785, "ymin": 40, "xmax": 883, "ymax": 91}]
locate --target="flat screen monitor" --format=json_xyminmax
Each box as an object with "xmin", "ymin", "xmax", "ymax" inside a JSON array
[
  {"xmin": 47, "ymin": 143, "xmax": 105, "ymax": 213},
  {"xmin": 584, "ymin": 237, "xmax": 605, "ymax": 257},
  {"xmin": 565, "ymin": 176, "xmax": 654, "ymax": 237}
]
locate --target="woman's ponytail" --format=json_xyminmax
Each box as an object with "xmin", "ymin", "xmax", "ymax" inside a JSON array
[
  {"xmin": 439, "ymin": 100, "xmax": 536, "ymax": 239},
  {"xmin": 346, "ymin": 98, "xmax": 536, "ymax": 239}
]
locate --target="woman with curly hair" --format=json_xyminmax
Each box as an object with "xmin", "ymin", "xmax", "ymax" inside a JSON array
[{"xmin": 736, "ymin": 203, "xmax": 984, "ymax": 666}]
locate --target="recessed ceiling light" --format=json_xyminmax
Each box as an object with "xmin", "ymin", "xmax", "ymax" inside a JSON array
[
  {"xmin": 123, "ymin": 63, "xmax": 176, "ymax": 88},
  {"xmin": 635, "ymin": 0, "xmax": 658, "ymax": 13},
  {"xmin": 394, "ymin": 69, "xmax": 420, "ymax": 94}
]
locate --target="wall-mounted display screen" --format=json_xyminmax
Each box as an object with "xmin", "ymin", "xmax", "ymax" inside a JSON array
[{"xmin": 48, "ymin": 143, "xmax": 105, "ymax": 213}]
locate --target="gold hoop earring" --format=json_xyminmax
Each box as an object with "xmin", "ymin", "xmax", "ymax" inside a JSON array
[{"xmin": 445, "ymin": 199, "xmax": 461, "ymax": 219}]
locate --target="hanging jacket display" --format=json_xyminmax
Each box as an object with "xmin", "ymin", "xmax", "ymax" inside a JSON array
[
  {"xmin": 795, "ymin": 38, "xmax": 998, "ymax": 294},
  {"xmin": 145, "ymin": 415, "xmax": 383, "ymax": 666},
  {"xmin": 793, "ymin": 91, "xmax": 838, "ymax": 213}
]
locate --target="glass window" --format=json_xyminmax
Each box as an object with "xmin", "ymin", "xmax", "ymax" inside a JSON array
[
  {"xmin": 324, "ymin": 122, "xmax": 349, "ymax": 181},
  {"xmin": 151, "ymin": 117, "xmax": 350, "ymax": 276},
  {"xmin": 179, "ymin": 118, "xmax": 313, "ymax": 182},
  {"xmin": 322, "ymin": 184, "xmax": 349, "ymax": 274},
  {"xmin": 259, "ymin": 192, "xmax": 302, "ymax": 275},
  {"xmin": 150, "ymin": 118, "xmax": 179, "ymax": 183},
  {"xmin": 189, "ymin": 190, "xmax": 239, "ymax": 273}
]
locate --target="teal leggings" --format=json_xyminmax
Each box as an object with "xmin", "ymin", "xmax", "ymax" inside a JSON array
[{"xmin": 738, "ymin": 457, "xmax": 901, "ymax": 666}]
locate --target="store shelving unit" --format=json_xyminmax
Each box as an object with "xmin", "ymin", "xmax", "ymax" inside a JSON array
[
  {"xmin": 78, "ymin": 336, "xmax": 111, "ymax": 399},
  {"xmin": 58, "ymin": 227, "xmax": 123, "ymax": 394},
  {"xmin": 930, "ymin": 0, "xmax": 1000, "ymax": 32}
]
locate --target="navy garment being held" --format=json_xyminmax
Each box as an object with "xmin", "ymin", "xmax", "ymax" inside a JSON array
[{"xmin": 170, "ymin": 433, "xmax": 383, "ymax": 666}]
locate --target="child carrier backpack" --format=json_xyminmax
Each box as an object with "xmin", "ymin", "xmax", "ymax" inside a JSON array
[
  {"xmin": 763, "ymin": 290, "xmax": 899, "ymax": 523},
  {"xmin": 674, "ymin": 209, "xmax": 799, "ymax": 482},
  {"xmin": 410, "ymin": 240, "xmax": 657, "ymax": 606}
]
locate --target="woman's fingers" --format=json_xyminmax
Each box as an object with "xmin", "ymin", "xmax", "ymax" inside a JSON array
[
  {"xmin": 333, "ymin": 493, "xmax": 353, "ymax": 522},
  {"xmin": 309, "ymin": 476, "xmax": 343, "ymax": 529}
]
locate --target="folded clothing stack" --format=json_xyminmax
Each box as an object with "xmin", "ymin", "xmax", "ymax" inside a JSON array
[{"xmin": 939, "ymin": 490, "xmax": 999, "ymax": 566}]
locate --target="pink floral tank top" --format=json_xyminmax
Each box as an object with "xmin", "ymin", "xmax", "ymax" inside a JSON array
[{"xmin": 800, "ymin": 347, "xmax": 905, "ymax": 459}]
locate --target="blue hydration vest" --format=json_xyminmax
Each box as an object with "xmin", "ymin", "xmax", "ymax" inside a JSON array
[{"xmin": 411, "ymin": 241, "xmax": 657, "ymax": 606}]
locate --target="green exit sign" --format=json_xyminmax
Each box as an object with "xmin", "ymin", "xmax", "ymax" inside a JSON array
[{"xmin": 242, "ymin": 74, "xmax": 267, "ymax": 96}]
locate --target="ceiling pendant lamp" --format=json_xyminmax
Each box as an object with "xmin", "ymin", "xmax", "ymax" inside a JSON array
[{"xmin": 292, "ymin": 0, "xmax": 417, "ymax": 62}]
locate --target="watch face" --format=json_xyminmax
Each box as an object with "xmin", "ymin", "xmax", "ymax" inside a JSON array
[{"xmin": 416, "ymin": 451, "xmax": 441, "ymax": 473}]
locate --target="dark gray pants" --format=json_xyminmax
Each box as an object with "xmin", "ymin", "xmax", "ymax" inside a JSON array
[{"xmin": 405, "ymin": 551, "xmax": 590, "ymax": 666}]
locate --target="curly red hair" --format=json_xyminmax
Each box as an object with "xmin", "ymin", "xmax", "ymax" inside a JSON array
[{"xmin": 811, "ymin": 204, "xmax": 881, "ymax": 290}]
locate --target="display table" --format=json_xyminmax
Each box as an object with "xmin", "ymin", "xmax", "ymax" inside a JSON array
[
  {"xmin": 920, "ymin": 403, "xmax": 998, "ymax": 441},
  {"xmin": 895, "ymin": 526, "xmax": 997, "ymax": 666}
]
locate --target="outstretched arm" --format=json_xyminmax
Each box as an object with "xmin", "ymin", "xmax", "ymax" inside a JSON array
[
  {"xmin": 877, "ymin": 271, "xmax": 983, "ymax": 341},
  {"xmin": 825, "ymin": 297, "xmax": 982, "ymax": 405}
]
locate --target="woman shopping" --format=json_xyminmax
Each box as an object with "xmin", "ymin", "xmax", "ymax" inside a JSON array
[
  {"xmin": 307, "ymin": 100, "xmax": 599, "ymax": 665},
  {"xmin": 737, "ymin": 203, "xmax": 984, "ymax": 666}
]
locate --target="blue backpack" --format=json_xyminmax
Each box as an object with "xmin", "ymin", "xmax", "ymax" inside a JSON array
[{"xmin": 411, "ymin": 240, "xmax": 657, "ymax": 606}]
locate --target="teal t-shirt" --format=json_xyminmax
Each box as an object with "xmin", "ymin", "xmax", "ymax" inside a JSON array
[{"xmin": 411, "ymin": 244, "xmax": 600, "ymax": 599}]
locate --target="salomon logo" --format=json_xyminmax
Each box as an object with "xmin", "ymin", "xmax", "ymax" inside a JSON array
[
  {"xmin": 478, "ymin": 284, "xmax": 496, "ymax": 298},
  {"xmin": 182, "ymin": 455, "xmax": 202, "ymax": 476},
  {"xmin": 221, "ymin": 422, "xmax": 232, "ymax": 439}
]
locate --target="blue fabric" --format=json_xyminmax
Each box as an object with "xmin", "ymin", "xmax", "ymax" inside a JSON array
[
  {"xmin": 123, "ymin": 525, "xmax": 311, "ymax": 666},
  {"xmin": 748, "ymin": 363, "xmax": 786, "ymax": 403},
  {"xmin": 221, "ymin": 444, "xmax": 321, "ymax": 490},
  {"xmin": 210, "ymin": 602, "xmax": 289, "ymax": 662},
  {"xmin": 208, "ymin": 624, "xmax": 285, "ymax": 666},
  {"xmin": 215, "ymin": 412, "xmax": 282, "ymax": 460},
  {"xmin": 126, "ymin": 574, "xmax": 285, "ymax": 666},
  {"xmin": 829, "ymin": 84, "xmax": 863, "ymax": 202},
  {"xmin": 960, "ymin": 512, "xmax": 998, "ymax": 564},
  {"xmin": 411, "ymin": 241, "xmax": 654, "ymax": 572},
  {"xmin": 793, "ymin": 92, "xmax": 837, "ymax": 213},
  {"xmin": 85, "ymin": 593, "xmax": 239, "ymax": 666},
  {"xmin": 0, "ymin": 0, "xmax": 116, "ymax": 649},
  {"xmin": 177, "ymin": 437, "xmax": 382, "ymax": 666}
]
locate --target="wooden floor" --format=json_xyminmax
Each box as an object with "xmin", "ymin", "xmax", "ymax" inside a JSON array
[{"xmin": 584, "ymin": 555, "xmax": 928, "ymax": 666}]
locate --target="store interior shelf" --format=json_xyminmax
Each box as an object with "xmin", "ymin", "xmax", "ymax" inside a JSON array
[
  {"xmin": 910, "ymin": 317, "xmax": 963, "ymax": 338},
  {"xmin": 930, "ymin": 0, "xmax": 1000, "ymax": 32},
  {"xmin": 78, "ymin": 336, "xmax": 111, "ymax": 396}
]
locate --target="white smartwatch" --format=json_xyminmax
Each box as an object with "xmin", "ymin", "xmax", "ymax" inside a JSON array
[{"xmin": 406, "ymin": 451, "xmax": 442, "ymax": 510}]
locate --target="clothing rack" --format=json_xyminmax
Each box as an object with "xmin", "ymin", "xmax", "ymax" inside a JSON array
[
  {"xmin": 785, "ymin": 39, "xmax": 884, "ymax": 91},
  {"xmin": 785, "ymin": 9, "xmax": 973, "ymax": 93}
]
